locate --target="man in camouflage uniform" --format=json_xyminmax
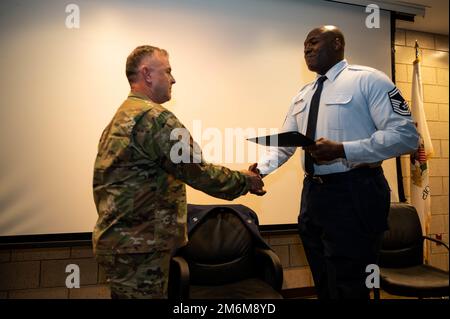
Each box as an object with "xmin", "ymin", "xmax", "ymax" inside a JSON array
[{"xmin": 93, "ymin": 45, "xmax": 265, "ymax": 299}]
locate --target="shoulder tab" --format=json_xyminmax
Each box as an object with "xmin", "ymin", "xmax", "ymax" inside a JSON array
[
  {"xmin": 292, "ymin": 82, "xmax": 313, "ymax": 104},
  {"xmin": 296, "ymin": 82, "xmax": 314, "ymax": 96},
  {"xmin": 347, "ymin": 64, "xmax": 377, "ymax": 73}
]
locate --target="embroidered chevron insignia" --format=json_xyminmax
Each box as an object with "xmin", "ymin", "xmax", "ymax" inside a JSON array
[{"xmin": 388, "ymin": 87, "xmax": 411, "ymax": 116}]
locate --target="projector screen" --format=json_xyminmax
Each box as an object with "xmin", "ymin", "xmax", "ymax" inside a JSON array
[{"xmin": 0, "ymin": 0, "xmax": 395, "ymax": 236}]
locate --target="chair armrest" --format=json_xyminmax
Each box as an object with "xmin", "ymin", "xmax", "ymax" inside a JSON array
[
  {"xmin": 168, "ymin": 256, "xmax": 190, "ymax": 299},
  {"xmin": 423, "ymin": 236, "xmax": 449, "ymax": 251},
  {"xmin": 255, "ymin": 248, "xmax": 283, "ymax": 291}
]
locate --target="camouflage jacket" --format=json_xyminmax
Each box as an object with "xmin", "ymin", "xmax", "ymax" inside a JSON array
[{"xmin": 93, "ymin": 92, "xmax": 250, "ymax": 255}]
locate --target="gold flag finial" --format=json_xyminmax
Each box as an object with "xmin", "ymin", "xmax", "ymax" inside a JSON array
[{"xmin": 415, "ymin": 40, "xmax": 420, "ymax": 62}]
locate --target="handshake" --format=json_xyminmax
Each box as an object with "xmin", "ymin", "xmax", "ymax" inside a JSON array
[{"xmin": 241, "ymin": 163, "xmax": 266, "ymax": 196}]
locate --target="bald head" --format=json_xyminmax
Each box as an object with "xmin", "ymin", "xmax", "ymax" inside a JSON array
[
  {"xmin": 304, "ymin": 25, "xmax": 345, "ymax": 75},
  {"xmin": 311, "ymin": 25, "xmax": 345, "ymax": 48}
]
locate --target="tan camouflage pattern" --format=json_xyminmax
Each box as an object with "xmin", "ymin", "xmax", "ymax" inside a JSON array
[
  {"xmin": 96, "ymin": 250, "xmax": 171, "ymax": 299},
  {"xmin": 93, "ymin": 92, "xmax": 249, "ymax": 256}
]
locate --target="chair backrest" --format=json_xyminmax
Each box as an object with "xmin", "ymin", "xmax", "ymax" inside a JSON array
[
  {"xmin": 378, "ymin": 203, "xmax": 423, "ymax": 268},
  {"xmin": 178, "ymin": 208, "xmax": 255, "ymax": 285}
]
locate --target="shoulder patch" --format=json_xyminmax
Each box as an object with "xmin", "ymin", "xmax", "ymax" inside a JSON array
[{"xmin": 388, "ymin": 87, "xmax": 411, "ymax": 116}]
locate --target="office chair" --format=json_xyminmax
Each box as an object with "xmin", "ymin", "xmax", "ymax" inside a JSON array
[
  {"xmin": 376, "ymin": 203, "xmax": 449, "ymax": 298},
  {"xmin": 168, "ymin": 205, "xmax": 283, "ymax": 299}
]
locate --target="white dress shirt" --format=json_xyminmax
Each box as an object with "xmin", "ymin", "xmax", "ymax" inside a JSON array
[{"xmin": 258, "ymin": 59, "xmax": 419, "ymax": 176}]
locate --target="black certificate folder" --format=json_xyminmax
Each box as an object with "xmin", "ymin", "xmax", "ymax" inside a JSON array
[{"xmin": 247, "ymin": 131, "xmax": 315, "ymax": 147}]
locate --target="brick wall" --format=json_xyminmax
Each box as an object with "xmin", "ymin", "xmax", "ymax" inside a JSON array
[
  {"xmin": 0, "ymin": 245, "xmax": 110, "ymax": 299},
  {"xmin": 0, "ymin": 234, "xmax": 312, "ymax": 299},
  {"xmin": 395, "ymin": 29, "xmax": 449, "ymax": 271}
]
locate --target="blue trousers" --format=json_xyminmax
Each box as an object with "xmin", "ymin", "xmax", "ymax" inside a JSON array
[{"xmin": 298, "ymin": 167, "xmax": 390, "ymax": 299}]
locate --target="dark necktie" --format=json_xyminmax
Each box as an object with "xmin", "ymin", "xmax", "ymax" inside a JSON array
[{"xmin": 305, "ymin": 76, "xmax": 327, "ymax": 175}]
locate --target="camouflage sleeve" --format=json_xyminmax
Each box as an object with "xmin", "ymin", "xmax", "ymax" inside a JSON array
[{"xmin": 151, "ymin": 110, "xmax": 250, "ymax": 201}]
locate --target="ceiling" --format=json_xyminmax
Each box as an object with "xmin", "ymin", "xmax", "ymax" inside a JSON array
[{"xmin": 396, "ymin": 0, "xmax": 448, "ymax": 35}]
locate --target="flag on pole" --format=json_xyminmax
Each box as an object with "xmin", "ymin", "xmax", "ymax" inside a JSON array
[{"xmin": 409, "ymin": 42, "xmax": 434, "ymax": 262}]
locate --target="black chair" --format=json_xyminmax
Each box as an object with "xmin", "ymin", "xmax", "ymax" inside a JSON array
[
  {"xmin": 376, "ymin": 203, "xmax": 449, "ymax": 298},
  {"xmin": 168, "ymin": 205, "xmax": 283, "ymax": 299}
]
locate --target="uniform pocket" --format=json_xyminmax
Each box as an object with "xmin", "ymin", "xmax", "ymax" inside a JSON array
[
  {"xmin": 325, "ymin": 94, "xmax": 352, "ymax": 105},
  {"xmin": 324, "ymin": 94, "xmax": 353, "ymax": 131},
  {"xmin": 292, "ymin": 98, "xmax": 308, "ymax": 115},
  {"xmin": 292, "ymin": 99, "xmax": 308, "ymax": 134},
  {"xmin": 154, "ymin": 209, "xmax": 178, "ymax": 249},
  {"xmin": 350, "ymin": 174, "xmax": 390, "ymax": 236}
]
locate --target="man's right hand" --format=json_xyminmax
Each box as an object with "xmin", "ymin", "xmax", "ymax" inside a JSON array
[{"xmin": 241, "ymin": 169, "xmax": 266, "ymax": 196}]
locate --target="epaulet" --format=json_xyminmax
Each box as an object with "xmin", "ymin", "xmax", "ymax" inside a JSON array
[
  {"xmin": 347, "ymin": 64, "xmax": 377, "ymax": 73},
  {"xmin": 297, "ymin": 81, "xmax": 314, "ymax": 95}
]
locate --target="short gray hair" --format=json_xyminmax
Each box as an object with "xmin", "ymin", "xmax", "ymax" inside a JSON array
[{"xmin": 125, "ymin": 45, "xmax": 168, "ymax": 84}]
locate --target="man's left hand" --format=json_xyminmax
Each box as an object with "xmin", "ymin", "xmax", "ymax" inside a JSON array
[{"xmin": 303, "ymin": 137, "xmax": 346, "ymax": 163}]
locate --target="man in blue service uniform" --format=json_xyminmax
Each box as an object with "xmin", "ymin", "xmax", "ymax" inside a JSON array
[{"xmin": 252, "ymin": 26, "xmax": 419, "ymax": 299}]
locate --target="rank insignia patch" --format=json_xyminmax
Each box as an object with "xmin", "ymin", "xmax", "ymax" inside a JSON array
[{"xmin": 388, "ymin": 87, "xmax": 411, "ymax": 116}]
